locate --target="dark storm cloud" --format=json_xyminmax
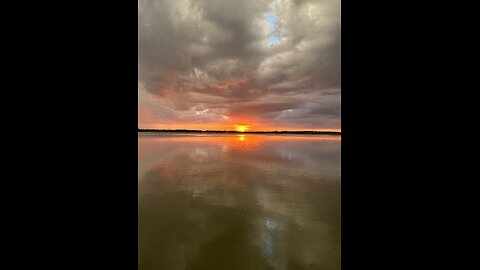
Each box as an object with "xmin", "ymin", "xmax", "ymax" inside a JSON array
[{"xmin": 138, "ymin": 0, "xmax": 341, "ymax": 129}]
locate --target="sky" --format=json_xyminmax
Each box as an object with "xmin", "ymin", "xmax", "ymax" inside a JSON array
[{"xmin": 138, "ymin": 0, "xmax": 341, "ymax": 131}]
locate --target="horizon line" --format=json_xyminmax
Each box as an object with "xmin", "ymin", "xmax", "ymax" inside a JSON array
[{"xmin": 138, "ymin": 128, "xmax": 341, "ymax": 134}]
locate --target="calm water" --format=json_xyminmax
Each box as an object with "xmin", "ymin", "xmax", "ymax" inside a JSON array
[{"xmin": 138, "ymin": 133, "xmax": 341, "ymax": 270}]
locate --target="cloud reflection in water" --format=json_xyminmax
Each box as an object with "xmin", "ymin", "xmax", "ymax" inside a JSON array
[{"xmin": 138, "ymin": 133, "xmax": 340, "ymax": 270}]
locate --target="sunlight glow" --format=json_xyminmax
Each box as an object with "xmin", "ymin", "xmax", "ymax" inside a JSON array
[{"xmin": 235, "ymin": 125, "xmax": 250, "ymax": 132}]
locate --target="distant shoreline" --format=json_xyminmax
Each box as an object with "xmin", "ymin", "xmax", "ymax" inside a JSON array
[{"xmin": 138, "ymin": 129, "xmax": 341, "ymax": 135}]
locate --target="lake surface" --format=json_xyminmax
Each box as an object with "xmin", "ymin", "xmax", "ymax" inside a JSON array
[{"xmin": 138, "ymin": 133, "xmax": 341, "ymax": 270}]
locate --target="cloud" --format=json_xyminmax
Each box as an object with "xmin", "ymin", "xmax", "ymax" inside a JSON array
[{"xmin": 138, "ymin": 0, "xmax": 341, "ymax": 130}]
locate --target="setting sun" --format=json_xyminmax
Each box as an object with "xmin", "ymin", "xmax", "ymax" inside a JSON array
[{"xmin": 235, "ymin": 125, "xmax": 250, "ymax": 132}]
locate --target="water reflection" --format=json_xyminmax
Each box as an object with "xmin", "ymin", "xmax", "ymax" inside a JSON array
[{"xmin": 138, "ymin": 133, "xmax": 341, "ymax": 270}]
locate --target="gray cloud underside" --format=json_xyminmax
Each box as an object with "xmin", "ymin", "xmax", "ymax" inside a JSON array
[{"xmin": 139, "ymin": 0, "xmax": 340, "ymax": 129}]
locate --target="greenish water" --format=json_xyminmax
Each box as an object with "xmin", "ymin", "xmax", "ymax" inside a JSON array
[{"xmin": 138, "ymin": 133, "xmax": 341, "ymax": 270}]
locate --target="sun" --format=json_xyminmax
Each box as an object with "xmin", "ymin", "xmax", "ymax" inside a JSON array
[{"xmin": 235, "ymin": 125, "xmax": 250, "ymax": 132}]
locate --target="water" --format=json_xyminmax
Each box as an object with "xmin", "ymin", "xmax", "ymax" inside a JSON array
[{"xmin": 138, "ymin": 133, "xmax": 341, "ymax": 270}]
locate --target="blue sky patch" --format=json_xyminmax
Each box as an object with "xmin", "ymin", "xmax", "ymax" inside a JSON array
[{"xmin": 267, "ymin": 11, "xmax": 279, "ymax": 45}]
